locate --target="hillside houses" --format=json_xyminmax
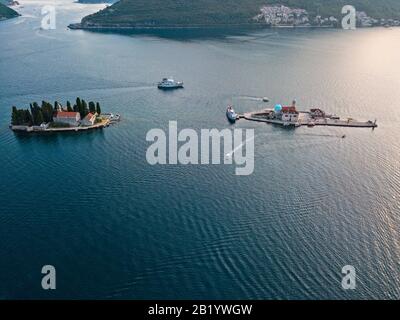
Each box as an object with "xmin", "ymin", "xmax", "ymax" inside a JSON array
[
  {"xmin": 254, "ymin": 5, "xmax": 310, "ymax": 26},
  {"xmin": 253, "ymin": 5, "xmax": 400, "ymax": 27}
]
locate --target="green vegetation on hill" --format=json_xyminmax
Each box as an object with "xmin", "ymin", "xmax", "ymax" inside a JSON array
[
  {"xmin": 0, "ymin": 2, "xmax": 19, "ymax": 20},
  {"xmin": 80, "ymin": 0, "xmax": 400, "ymax": 28}
]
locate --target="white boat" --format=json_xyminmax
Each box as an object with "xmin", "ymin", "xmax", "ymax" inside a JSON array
[
  {"xmin": 226, "ymin": 106, "xmax": 238, "ymax": 123},
  {"xmin": 157, "ymin": 78, "xmax": 184, "ymax": 90}
]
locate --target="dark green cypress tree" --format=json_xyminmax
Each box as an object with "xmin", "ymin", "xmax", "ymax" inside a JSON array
[
  {"xmin": 81, "ymin": 100, "xmax": 89, "ymax": 118},
  {"xmin": 24, "ymin": 109, "xmax": 33, "ymax": 126},
  {"xmin": 11, "ymin": 106, "xmax": 18, "ymax": 125},
  {"xmin": 96, "ymin": 102, "xmax": 101, "ymax": 115},
  {"xmin": 76, "ymin": 97, "xmax": 82, "ymax": 110},
  {"xmin": 49, "ymin": 102, "xmax": 54, "ymax": 121},
  {"xmin": 89, "ymin": 101, "xmax": 96, "ymax": 114},
  {"xmin": 28, "ymin": 110, "xmax": 34, "ymax": 126},
  {"xmin": 37, "ymin": 110, "xmax": 44, "ymax": 125},
  {"xmin": 30, "ymin": 103, "xmax": 38, "ymax": 125},
  {"xmin": 41, "ymin": 101, "xmax": 50, "ymax": 123}
]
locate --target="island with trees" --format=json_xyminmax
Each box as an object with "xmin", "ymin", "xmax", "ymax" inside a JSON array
[{"xmin": 10, "ymin": 98, "xmax": 118, "ymax": 133}]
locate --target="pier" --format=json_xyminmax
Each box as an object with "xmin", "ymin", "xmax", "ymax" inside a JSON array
[{"xmin": 102, "ymin": 113, "xmax": 121, "ymax": 124}]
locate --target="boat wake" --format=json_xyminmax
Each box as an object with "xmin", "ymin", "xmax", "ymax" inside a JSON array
[
  {"xmin": 225, "ymin": 135, "xmax": 256, "ymax": 159},
  {"xmin": 296, "ymin": 133, "xmax": 347, "ymax": 139},
  {"xmin": 236, "ymin": 96, "xmax": 265, "ymax": 102}
]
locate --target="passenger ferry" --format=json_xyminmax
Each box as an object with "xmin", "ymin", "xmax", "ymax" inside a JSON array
[{"xmin": 157, "ymin": 78, "xmax": 184, "ymax": 90}]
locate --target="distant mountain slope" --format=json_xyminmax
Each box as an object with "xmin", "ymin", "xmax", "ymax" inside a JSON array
[
  {"xmin": 0, "ymin": 0, "xmax": 20, "ymax": 6},
  {"xmin": 77, "ymin": 0, "xmax": 400, "ymax": 29},
  {"xmin": 0, "ymin": 2, "xmax": 19, "ymax": 20}
]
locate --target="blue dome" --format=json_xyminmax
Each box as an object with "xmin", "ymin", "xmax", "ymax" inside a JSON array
[{"xmin": 274, "ymin": 104, "xmax": 282, "ymax": 112}]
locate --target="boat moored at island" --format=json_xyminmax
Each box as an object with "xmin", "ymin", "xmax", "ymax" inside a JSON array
[
  {"xmin": 226, "ymin": 105, "xmax": 238, "ymax": 123},
  {"xmin": 157, "ymin": 78, "xmax": 184, "ymax": 90}
]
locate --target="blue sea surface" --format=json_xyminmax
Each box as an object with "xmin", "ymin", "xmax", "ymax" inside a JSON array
[{"xmin": 0, "ymin": 1, "xmax": 399, "ymax": 299}]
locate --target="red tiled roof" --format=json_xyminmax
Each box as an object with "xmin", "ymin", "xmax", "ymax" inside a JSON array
[
  {"xmin": 56, "ymin": 112, "xmax": 79, "ymax": 118},
  {"xmin": 282, "ymin": 106, "xmax": 297, "ymax": 113},
  {"xmin": 84, "ymin": 113, "xmax": 95, "ymax": 120}
]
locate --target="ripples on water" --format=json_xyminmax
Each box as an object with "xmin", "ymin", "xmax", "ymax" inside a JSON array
[{"xmin": 0, "ymin": 1, "xmax": 399, "ymax": 299}]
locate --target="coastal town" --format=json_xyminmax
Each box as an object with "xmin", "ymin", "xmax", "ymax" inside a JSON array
[{"xmin": 253, "ymin": 5, "xmax": 400, "ymax": 27}]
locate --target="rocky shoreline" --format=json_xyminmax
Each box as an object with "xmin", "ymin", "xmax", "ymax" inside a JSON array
[{"xmin": 68, "ymin": 22, "xmax": 271, "ymax": 30}]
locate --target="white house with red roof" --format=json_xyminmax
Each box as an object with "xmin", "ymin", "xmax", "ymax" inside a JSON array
[
  {"xmin": 54, "ymin": 112, "xmax": 81, "ymax": 127},
  {"xmin": 281, "ymin": 101, "xmax": 299, "ymax": 124},
  {"xmin": 281, "ymin": 106, "xmax": 299, "ymax": 123},
  {"xmin": 82, "ymin": 113, "xmax": 96, "ymax": 126}
]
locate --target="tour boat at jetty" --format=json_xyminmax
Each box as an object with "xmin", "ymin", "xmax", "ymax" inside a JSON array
[{"xmin": 226, "ymin": 106, "xmax": 238, "ymax": 123}]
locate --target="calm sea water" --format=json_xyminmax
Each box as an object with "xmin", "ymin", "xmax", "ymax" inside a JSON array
[{"xmin": 1, "ymin": 1, "xmax": 399, "ymax": 300}]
